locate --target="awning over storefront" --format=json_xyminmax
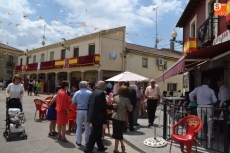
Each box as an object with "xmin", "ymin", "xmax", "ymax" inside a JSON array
[
  {"xmin": 155, "ymin": 41, "xmax": 230, "ymax": 83},
  {"xmin": 155, "ymin": 56, "xmax": 185, "ymax": 82}
]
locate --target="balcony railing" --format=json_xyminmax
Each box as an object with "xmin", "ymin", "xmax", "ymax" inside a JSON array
[
  {"xmin": 197, "ymin": 17, "xmax": 218, "ymax": 48},
  {"xmin": 6, "ymin": 61, "xmax": 15, "ymax": 67},
  {"xmin": 15, "ymin": 54, "xmax": 100, "ymax": 72}
]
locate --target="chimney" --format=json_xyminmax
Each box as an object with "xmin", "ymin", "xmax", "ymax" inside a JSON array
[{"xmin": 170, "ymin": 40, "xmax": 174, "ymax": 52}]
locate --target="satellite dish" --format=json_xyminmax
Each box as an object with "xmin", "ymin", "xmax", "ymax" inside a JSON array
[{"xmin": 110, "ymin": 51, "xmax": 117, "ymax": 60}]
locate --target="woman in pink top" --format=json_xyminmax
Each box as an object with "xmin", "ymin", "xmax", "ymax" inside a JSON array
[{"xmin": 56, "ymin": 81, "xmax": 70, "ymax": 142}]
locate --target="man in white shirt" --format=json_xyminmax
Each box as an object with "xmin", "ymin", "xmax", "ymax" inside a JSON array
[
  {"xmin": 189, "ymin": 78, "xmax": 217, "ymax": 139},
  {"xmin": 113, "ymin": 82, "xmax": 124, "ymax": 95},
  {"xmin": 217, "ymin": 80, "xmax": 230, "ymax": 108}
]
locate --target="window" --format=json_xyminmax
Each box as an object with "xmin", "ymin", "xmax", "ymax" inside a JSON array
[
  {"xmin": 50, "ymin": 51, "xmax": 54, "ymax": 61},
  {"xmin": 8, "ymin": 55, "xmax": 13, "ymax": 63},
  {"xmin": 163, "ymin": 61, "xmax": 167, "ymax": 70},
  {"xmin": 61, "ymin": 49, "xmax": 66, "ymax": 59},
  {"xmin": 26, "ymin": 57, "xmax": 29, "ymax": 64},
  {"xmin": 20, "ymin": 58, "xmax": 23, "ymax": 65},
  {"xmin": 142, "ymin": 58, "xmax": 148, "ymax": 68},
  {"xmin": 73, "ymin": 47, "xmax": 79, "ymax": 57},
  {"xmin": 33, "ymin": 55, "xmax": 36, "ymax": 63},
  {"xmin": 40, "ymin": 54, "xmax": 45, "ymax": 62},
  {"xmin": 167, "ymin": 83, "xmax": 177, "ymax": 91},
  {"xmin": 189, "ymin": 14, "xmax": 197, "ymax": 37},
  {"xmin": 88, "ymin": 44, "xmax": 95, "ymax": 55},
  {"xmin": 191, "ymin": 22, "xmax": 196, "ymax": 37},
  {"xmin": 207, "ymin": 0, "xmax": 218, "ymax": 38}
]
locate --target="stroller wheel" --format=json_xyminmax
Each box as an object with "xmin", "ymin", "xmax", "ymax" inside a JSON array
[
  {"xmin": 3, "ymin": 131, "xmax": 8, "ymax": 137},
  {"xmin": 6, "ymin": 136, "xmax": 12, "ymax": 142}
]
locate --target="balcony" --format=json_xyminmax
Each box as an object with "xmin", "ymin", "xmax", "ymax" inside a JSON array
[
  {"xmin": 6, "ymin": 61, "xmax": 15, "ymax": 67},
  {"xmin": 197, "ymin": 17, "xmax": 218, "ymax": 48},
  {"xmin": 15, "ymin": 54, "xmax": 100, "ymax": 72}
]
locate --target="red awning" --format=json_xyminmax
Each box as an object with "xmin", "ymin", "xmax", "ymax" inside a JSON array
[
  {"xmin": 155, "ymin": 41, "xmax": 230, "ymax": 83},
  {"xmin": 155, "ymin": 56, "xmax": 185, "ymax": 82}
]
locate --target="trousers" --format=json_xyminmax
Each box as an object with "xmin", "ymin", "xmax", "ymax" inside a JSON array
[
  {"xmin": 197, "ymin": 105, "xmax": 213, "ymax": 138},
  {"xmin": 147, "ymin": 99, "xmax": 158, "ymax": 124},
  {"xmin": 133, "ymin": 101, "xmax": 141, "ymax": 124},
  {"xmin": 76, "ymin": 110, "xmax": 90, "ymax": 144},
  {"xmin": 86, "ymin": 123, "xmax": 104, "ymax": 151}
]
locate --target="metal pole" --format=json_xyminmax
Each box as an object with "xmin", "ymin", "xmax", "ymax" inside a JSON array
[{"xmin": 224, "ymin": 107, "xmax": 229, "ymax": 153}]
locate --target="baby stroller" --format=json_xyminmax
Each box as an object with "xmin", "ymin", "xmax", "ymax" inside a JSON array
[{"xmin": 3, "ymin": 98, "xmax": 27, "ymax": 141}]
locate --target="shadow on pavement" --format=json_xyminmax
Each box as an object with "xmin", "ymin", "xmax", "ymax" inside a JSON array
[{"xmin": 124, "ymin": 131, "xmax": 145, "ymax": 135}]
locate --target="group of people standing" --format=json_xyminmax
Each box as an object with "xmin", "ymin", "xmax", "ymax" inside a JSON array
[{"xmin": 27, "ymin": 79, "xmax": 41, "ymax": 96}]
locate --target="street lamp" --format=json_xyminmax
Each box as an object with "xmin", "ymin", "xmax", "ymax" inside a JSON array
[
  {"xmin": 61, "ymin": 38, "xmax": 70, "ymax": 51},
  {"xmin": 170, "ymin": 29, "xmax": 184, "ymax": 45}
]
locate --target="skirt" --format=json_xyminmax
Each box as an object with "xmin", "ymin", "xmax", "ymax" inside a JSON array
[
  {"xmin": 56, "ymin": 110, "xmax": 68, "ymax": 125},
  {"xmin": 112, "ymin": 119, "xmax": 126, "ymax": 140},
  {"xmin": 46, "ymin": 105, "xmax": 56, "ymax": 120}
]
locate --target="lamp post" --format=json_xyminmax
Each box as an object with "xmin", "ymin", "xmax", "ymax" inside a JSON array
[
  {"xmin": 153, "ymin": 3, "xmax": 163, "ymax": 49},
  {"xmin": 41, "ymin": 24, "xmax": 47, "ymax": 46},
  {"xmin": 170, "ymin": 29, "xmax": 184, "ymax": 45}
]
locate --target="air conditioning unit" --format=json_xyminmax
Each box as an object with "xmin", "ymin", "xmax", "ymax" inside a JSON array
[{"xmin": 156, "ymin": 58, "xmax": 164, "ymax": 66}]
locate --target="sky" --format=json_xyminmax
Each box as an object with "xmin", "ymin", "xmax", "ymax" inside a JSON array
[{"xmin": 0, "ymin": 0, "xmax": 189, "ymax": 52}]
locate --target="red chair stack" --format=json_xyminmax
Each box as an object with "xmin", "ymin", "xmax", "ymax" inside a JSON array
[
  {"xmin": 34, "ymin": 99, "xmax": 48, "ymax": 120},
  {"xmin": 169, "ymin": 115, "xmax": 203, "ymax": 153}
]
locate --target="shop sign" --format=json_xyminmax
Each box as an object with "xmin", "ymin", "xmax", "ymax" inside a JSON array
[
  {"xmin": 213, "ymin": 30, "xmax": 230, "ymax": 45},
  {"xmin": 227, "ymin": 0, "xmax": 230, "ymax": 23},
  {"xmin": 183, "ymin": 38, "xmax": 197, "ymax": 55}
]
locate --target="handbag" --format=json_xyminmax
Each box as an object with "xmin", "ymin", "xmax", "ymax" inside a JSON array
[{"xmin": 189, "ymin": 101, "xmax": 197, "ymax": 108}]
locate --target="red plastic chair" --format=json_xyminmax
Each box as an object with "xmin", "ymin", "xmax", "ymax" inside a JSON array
[
  {"xmin": 68, "ymin": 103, "xmax": 77, "ymax": 132},
  {"xmin": 34, "ymin": 99, "xmax": 48, "ymax": 120},
  {"xmin": 169, "ymin": 115, "xmax": 203, "ymax": 153},
  {"xmin": 44, "ymin": 96, "xmax": 52, "ymax": 101}
]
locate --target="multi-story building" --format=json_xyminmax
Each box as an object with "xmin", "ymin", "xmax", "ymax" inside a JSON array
[
  {"xmin": 0, "ymin": 43, "xmax": 23, "ymax": 80},
  {"xmin": 15, "ymin": 26, "xmax": 183, "ymax": 94},
  {"xmin": 155, "ymin": 1, "xmax": 230, "ymax": 152},
  {"xmin": 156, "ymin": 0, "xmax": 230, "ymax": 94}
]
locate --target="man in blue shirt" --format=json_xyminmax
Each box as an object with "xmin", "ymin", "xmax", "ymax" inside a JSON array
[{"xmin": 72, "ymin": 81, "xmax": 92, "ymax": 146}]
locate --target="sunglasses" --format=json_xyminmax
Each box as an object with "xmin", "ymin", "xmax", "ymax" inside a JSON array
[{"xmin": 15, "ymin": 77, "xmax": 20, "ymax": 79}]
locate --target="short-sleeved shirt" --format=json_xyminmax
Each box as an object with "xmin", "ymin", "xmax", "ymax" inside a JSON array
[
  {"xmin": 72, "ymin": 88, "xmax": 92, "ymax": 110},
  {"xmin": 145, "ymin": 85, "xmax": 160, "ymax": 99},
  {"xmin": 36, "ymin": 82, "xmax": 41, "ymax": 88},
  {"xmin": 6, "ymin": 83, "xmax": 24, "ymax": 99}
]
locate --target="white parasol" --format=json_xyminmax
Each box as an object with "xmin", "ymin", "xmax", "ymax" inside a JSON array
[{"xmin": 105, "ymin": 71, "xmax": 149, "ymax": 82}]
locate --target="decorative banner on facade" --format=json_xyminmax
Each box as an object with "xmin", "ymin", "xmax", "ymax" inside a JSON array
[
  {"xmin": 21, "ymin": 65, "xmax": 27, "ymax": 72},
  {"xmin": 183, "ymin": 38, "xmax": 197, "ymax": 55},
  {"xmin": 213, "ymin": 30, "xmax": 230, "ymax": 45},
  {"xmin": 94, "ymin": 54, "xmax": 100, "ymax": 64},
  {"xmin": 37, "ymin": 62, "xmax": 41, "ymax": 71},
  {"xmin": 63, "ymin": 58, "xmax": 69, "ymax": 69},
  {"xmin": 197, "ymin": 19, "xmax": 208, "ymax": 43}
]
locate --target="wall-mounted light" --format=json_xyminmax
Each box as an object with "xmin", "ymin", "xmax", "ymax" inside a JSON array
[
  {"xmin": 61, "ymin": 38, "xmax": 70, "ymax": 51},
  {"xmin": 24, "ymin": 49, "xmax": 31, "ymax": 58}
]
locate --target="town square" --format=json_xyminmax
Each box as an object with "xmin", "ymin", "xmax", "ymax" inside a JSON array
[{"xmin": 0, "ymin": 0, "xmax": 230, "ymax": 153}]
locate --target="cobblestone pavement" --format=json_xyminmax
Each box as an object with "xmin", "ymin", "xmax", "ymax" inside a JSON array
[{"xmin": 0, "ymin": 91, "xmax": 138, "ymax": 153}]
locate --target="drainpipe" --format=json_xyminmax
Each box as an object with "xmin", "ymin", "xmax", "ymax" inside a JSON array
[{"xmin": 123, "ymin": 28, "xmax": 126, "ymax": 72}]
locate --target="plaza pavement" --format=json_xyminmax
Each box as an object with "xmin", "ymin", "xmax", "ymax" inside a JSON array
[
  {"xmin": 0, "ymin": 91, "xmax": 138, "ymax": 153},
  {"xmin": 0, "ymin": 91, "xmax": 220, "ymax": 153}
]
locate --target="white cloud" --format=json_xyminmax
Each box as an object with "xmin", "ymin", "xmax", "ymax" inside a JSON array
[{"xmin": 0, "ymin": 0, "xmax": 185, "ymax": 50}]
